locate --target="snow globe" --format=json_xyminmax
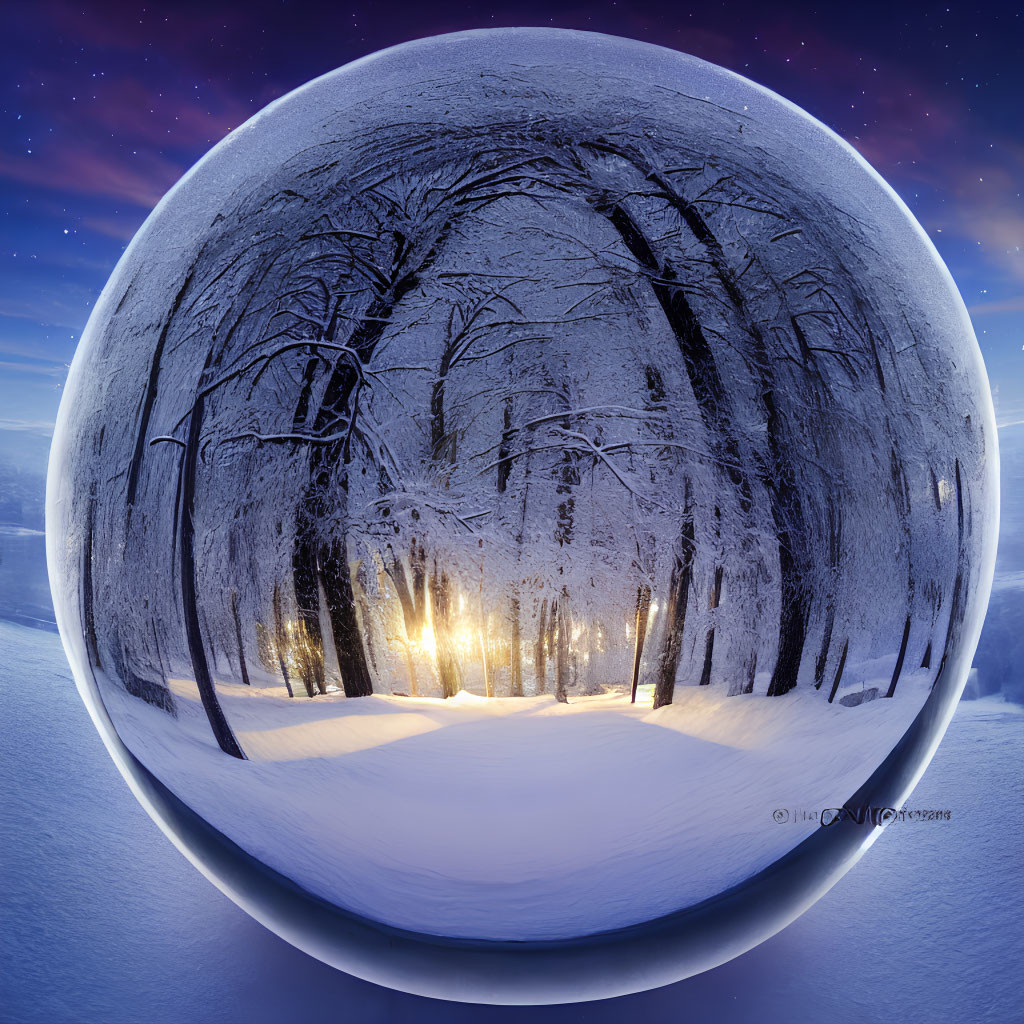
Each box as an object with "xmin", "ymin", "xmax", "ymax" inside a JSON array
[{"xmin": 47, "ymin": 29, "xmax": 998, "ymax": 1004}]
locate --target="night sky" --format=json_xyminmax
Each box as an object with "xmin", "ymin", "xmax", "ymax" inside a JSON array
[{"xmin": 2, "ymin": 1, "xmax": 1021, "ymax": 474}]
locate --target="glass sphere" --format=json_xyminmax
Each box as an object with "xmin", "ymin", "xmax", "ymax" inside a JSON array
[{"xmin": 47, "ymin": 28, "xmax": 997, "ymax": 1004}]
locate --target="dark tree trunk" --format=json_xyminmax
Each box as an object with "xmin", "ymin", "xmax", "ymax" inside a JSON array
[
  {"xmin": 630, "ymin": 584, "xmax": 652, "ymax": 703},
  {"xmin": 935, "ymin": 568, "xmax": 967, "ymax": 688},
  {"xmin": 587, "ymin": 151, "xmax": 814, "ymax": 702},
  {"xmin": 290, "ymin": 246, "xmax": 430, "ymax": 699},
  {"xmin": 885, "ymin": 615, "xmax": 912, "ymax": 699},
  {"xmin": 509, "ymin": 594, "xmax": 523, "ymax": 697},
  {"xmin": 955, "ymin": 458, "xmax": 964, "ymax": 548},
  {"xmin": 82, "ymin": 495, "xmax": 101, "ymax": 669},
  {"xmin": 921, "ymin": 641, "xmax": 932, "ymax": 669},
  {"xmin": 411, "ymin": 539, "xmax": 427, "ymax": 627},
  {"xmin": 547, "ymin": 598, "xmax": 558, "ymax": 682},
  {"xmin": 180, "ymin": 394, "xmax": 246, "ymax": 758},
  {"xmin": 430, "ymin": 561, "xmax": 460, "ymax": 699},
  {"xmin": 385, "ymin": 538, "xmax": 428, "ymax": 696},
  {"xmin": 814, "ymin": 504, "xmax": 842, "ymax": 689},
  {"xmin": 592, "ymin": 200, "xmax": 751, "ymax": 509},
  {"xmin": 535, "ymin": 597, "xmax": 548, "ymax": 695},
  {"xmin": 496, "ymin": 398, "xmax": 515, "ymax": 492},
  {"xmin": 929, "ymin": 466, "xmax": 942, "ymax": 510},
  {"xmin": 272, "ymin": 582, "xmax": 295, "ymax": 698},
  {"xmin": 709, "ymin": 566, "xmax": 724, "ymax": 609},
  {"xmin": 292, "ymin": 473, "xmax": 373, "ymax": 698},
  {"xmin": 743, "ymin": 651, "xmax": 758, "ymax": 694},
  {"xmin": 766, "ymin": 533, "xmax": 807, "ymax": 696},
  {"xmin": 555, "ymin": 592, "xmax": 570, "ymax": 704},
  {"xmin": 386, "ymin": 542, "xmax": 424, "ymax": 638},
  {"xmin": 931, "ymin": 461, "xmax": 969, "ymax": 689},
  {"xmin": 321, "ymin": 536, "xmax": 373, "ymax": 697},
  {"xmin": 827, "ymin": 638, "xmax": 849, "ymax": 704},
  {"xmin": 814, "ymin": 603, "xmax": 836, "ymax": 690},
  {"xmin": 230, "ymin": 590, "xmax": 251, "ymax": 686},
  {"xmin": 287, "ymin": 196, "xmax": 481, "ymax": 697},
  {"xmin": 291, "ymin": 504, "xmax": 326, "ymax": 697},
  {"xmin": 699, "ymin": 628, "xmax": 715, "ymax": 687},
  {"xmin": 297, "ymin": 617, "xmax": 327, "ymax": 696},
  {"xmin": 126, "ymin": 270, "xmax": 195, "ymax": 512},
  {"xmin": 653, "ymin": 508, "xmax": 696, "ymax": 709}
]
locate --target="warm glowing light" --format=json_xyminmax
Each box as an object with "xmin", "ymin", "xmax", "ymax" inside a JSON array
[{"xmin": 417, "ymin": 626, "xmax": 437, "ymax": 657}]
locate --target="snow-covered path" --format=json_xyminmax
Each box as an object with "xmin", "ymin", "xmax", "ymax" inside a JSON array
[
  {"xmin": 3, "ymin": 618, "xmax": 1020, "ymax": 1022},
  {"xmin": 101, "ymin": 656, "xmax": 929, "ymax": 939}
]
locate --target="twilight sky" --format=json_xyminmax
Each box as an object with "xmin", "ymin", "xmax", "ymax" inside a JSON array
[{"xmin": 2, "ymin": 0, "xmax": 1021, "ymax": 474}]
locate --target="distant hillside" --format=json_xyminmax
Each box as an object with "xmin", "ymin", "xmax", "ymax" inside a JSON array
[
  {"xmin": 0, "ymin": 456, "xmax": 53, "ymax": 629},
  {"xmin": 0, "ymin": 462, "xmax": 46, "ymax": 532}
]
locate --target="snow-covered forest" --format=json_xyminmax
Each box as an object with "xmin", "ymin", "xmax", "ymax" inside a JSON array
[{"xmin": 48, "ymin": 38, "xmax": 994, "ymax": 764}]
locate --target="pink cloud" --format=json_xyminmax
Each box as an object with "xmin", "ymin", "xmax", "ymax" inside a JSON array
[
  {"xmin": 969, "ymin": 295, "xmax": 1024, "ymax": 316},
  {"xmin": 0, "ymin": 145, "xmax": 185, "ymax": 209}
]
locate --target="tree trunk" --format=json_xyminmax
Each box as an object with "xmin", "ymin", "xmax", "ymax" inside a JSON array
[
  {"xmin": 535, "ymin": 597, "xmax": 548, "ymax": 695},
  {"xmin": 743, "ymin": 651, "xmax": 758, "ymax": 694},
  {"xmin": 589, "ymin": 157, "xmax": 813, "ymax": 701},
  {"xmin": 126, "ymin": 269, "xmax": 195, "ymax": 512},
  {"xmin": 387, "ymin": 543, "xmax": 418, "ymax": 636},
  {"xmin": 272, "ymin": 582, "xmax": 295, "ymax": 698},
  {"xmin": 814, "ymin": 603, "xmax": 836, "ymax": 690},
  {"xmin": 230, "ymin": 590, "xmax": 251, "ymax": 686},
  {"xmin": 815, "ymin": 505, "xmax": 842, "ymax": 690},
  {"xmin": 827, "ymin": 639, "xmax": 849, "ymax": 704},
  {"xmin": 180, "ymin": 394, "xmax": 246, "ymax": 758},
  {"xmin": 509, "ymin": 594, "xmax": 523, "ymax": 697},
  {"xmin": 321, "ymin": 536, "xmax": 373, "ymax": 697},
  {"xmin": 885, "ymin": 615, "xmax": 912, "ymax": 698},
  {"xmin": 653, "ymin": 508, "xmax": 696, "ymax": 709},
  {"xmin": 385, "ymin": 539, "xmax": 427, "ymax": 695},
  {"xmin": 478, "ymin": 617, "xmax": 493, "ymax": 698},
  {"xmin": 709, "ymin": 566, "xmax": 724, "ymax": 609},
  {"xmin": 290, "ymin": 268, "xmax": 425, "ymax": 699},
  {"xmin": 630, "ymin": 584, "xmax": 652, "ymax": 703},
  {"xmin": 699, "ymin": 628, "xmax": 715, "ymax": 687},
  {"xmin": 555, "ymin": 592, "xmax": 570, "ymax": 703},
  {"xmin": 430, "ymin": 562, "xmax": 460, "ymax": 699},
  {"xmin": 291, "ymin": 505, "xmax": 326, "ymax": 697},
  {"xmin": 496, "ymin": 398, "xmax": 515, "ymax": 492},
  {"xmin": 82, "ymin": 495, "xmax": 101, "ymax": 669},
  {"xmin": 297, "ymin": 616, "xmax": 327, "ymax": 695},
  {"xmin": 592, "ymin": 200, "xmax": 752, "ymax": 509},
  {"xmin": 766, "ymin": 534, "xmax": 807, "ymax": 696}
]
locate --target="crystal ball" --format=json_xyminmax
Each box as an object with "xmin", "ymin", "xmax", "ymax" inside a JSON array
[{"xmin": 47, "ymin": 28, "xmax": 997, "ymax": 1003}]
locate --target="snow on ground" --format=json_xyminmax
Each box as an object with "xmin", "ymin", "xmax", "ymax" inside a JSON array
[
  {"xmin": 5, "ymin": 617, "xmax": 1023, "ymax": 1022},
  {"xmin": 98, "ymin": 655, "xmax": 931, "ymax": 940}
]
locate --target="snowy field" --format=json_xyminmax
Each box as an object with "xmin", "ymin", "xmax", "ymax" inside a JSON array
[
  {"xmin": 97, "ymin": 651, "xmax": 930, "ymax": 939},
  {"xmin": 2, "ymin": 618, "xmax": 1021, "ymax": 1022}
]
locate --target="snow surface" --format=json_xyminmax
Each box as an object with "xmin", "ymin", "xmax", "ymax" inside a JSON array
[
  {"xmin": 4, "ymin": 618, "xmax": 1021, "ymax": 1023},
  {"xmin": 99, "ymin": 658, "xmax": 930, "ymax": 940}
]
